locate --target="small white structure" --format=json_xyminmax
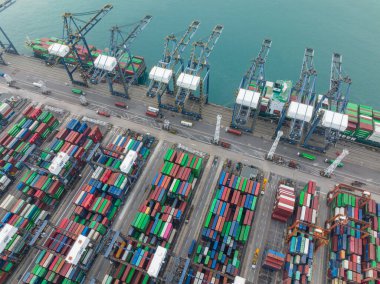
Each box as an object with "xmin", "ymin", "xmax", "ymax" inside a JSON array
[
  {"xmin": 236, "ymin": 89, "xmax": 260, "ymax": 109},
  {"xmin": 147, "ymin": 246, "xmax": 168, "ymax": 278},
  {"xmin": 120, "ymin": 150, "xmax": 138, "ymax": 174},
  {"xmin": 321, "ymin": 110, "xmax": 348, "ymax": 131},
  {"xmin": 176, "ymin": 73, "xmax": 200, "ymax": 91},
  {"xmin": 286, "ymin": 101, "xmax": 314, "ymax": 122},
  {"xmin": 94, "ymin": 55, "xmax": 118, "ymax": 72},
  {"xmin": 149, "ymin": 66, "xmax": 173, "ymax": 84},
  {"xmin": 48, "ymin": 43, "xmax": 70, "ymax": 57},
  {"xmin": 0, "ymin": 224, "xmax": 18, "ymax": 253},
  {"xmin": 65, "ymin": 235, "xmax": 90, "ymax": 265},
  {"xmin": 234, "ymin": 276, "xmax": 246, "ymax": 284},
  {"xmin": 49, "ymin": 152, "xmax": 70, "ymax": 175}
]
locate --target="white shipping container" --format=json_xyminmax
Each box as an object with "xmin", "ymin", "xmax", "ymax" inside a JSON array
[
  {"xmin": 312, "ymin": 209, "xmax": 317, "ymax": 224},
  {"xmin": 300, "ymin": 206, "xmax": 306, "ymax": 221},
  {"xmin": 304, "ymin": 238, "xmax": 310, "ymax": 255},
  {"xmin": 342, "ymin": 260, "xmax": 349, "ymax": 269},
  {"xmin": 306, "ymin": 193, "xmax": 311, "ymax": 207},
  {"xmin": 339, "ymin": 207, "xmax": 345, "ymax": 215}
]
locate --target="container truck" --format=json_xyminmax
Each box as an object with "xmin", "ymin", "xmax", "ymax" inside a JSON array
[
  {"xmin": 115, "ymin": 102, "xmax": 127, "ymax": 108},
  {"xmin": 188, "ymin": 240, "xmax": 196, "ymax": 257},
  {"xmin": 225, "ymin": 127, "xmax": 242, "ymax": 136},
  {"xmin": 297, "ymin": 152, "xmax": 316, "ymax": 161},
  {"xmin": 181, "ymin": 120, "xmax": 193, "ymax": 127},
  {"xmin": 72, "ymin": 88, "xmax": 85, "ymax": 95},
  {"xmin": 146, "ymin": 106, "xmax": 159, "ymax": 118},
  {"xmin": 96, "ymin": 110, "xmax": 110, "ymax": 117},
  {"xmin": 220, "ymin": 141, "xmax": 231, "ymax": 149}
]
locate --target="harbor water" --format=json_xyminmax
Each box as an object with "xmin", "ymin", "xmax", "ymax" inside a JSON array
[{"xmin": 1, "ymin": 0, "xmax": 380, "ymax": 108}]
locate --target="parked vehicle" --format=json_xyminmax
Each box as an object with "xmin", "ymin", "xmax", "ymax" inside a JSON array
[
  {"xmin": 220, "ymin": 141, "xmax": 231, "ymax": 149},
  {"xmin": 97, "ymin": 110, "xmax": 110, "ymax": 117},
  {"xmin": 115, "ymin": 102, "xmax": 127, "ymax": 108},
  {"xmin": 72, "ymin": 88, "xmax": 85, "ymax": 95},
  {"xmin": 252, "ymin": 248, "xmax": 260, "ymax": 269},
  {"xmin": 297, "ymin": 152, "xmax": 316, "ymax": 161},
  {"xmin": 181, "ymin": 120, "xmax": 193, "ymax": 127},
  {"xmin": 225, "ymin": 127, "xmax": 242, "ymax": 136}
]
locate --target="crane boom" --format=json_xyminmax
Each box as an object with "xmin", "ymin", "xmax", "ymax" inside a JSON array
[
  {"xmin": 63, "ymin": 4, "xmax": 113, "ymax": 47},
  {"xmin": 267, "ymin": 131, "xmax": 283, "ymax": 160}
]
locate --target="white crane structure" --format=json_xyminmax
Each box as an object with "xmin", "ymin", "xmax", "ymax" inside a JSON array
[
  {"xmin": 321, "ymin": 148, "xmax": 349, "ymax": 177},
  {"xmin": 213, "ymin": 115, "xmax": 222, "ymax": 144},
  {"xmin": 267, "ymin": 130, "xmax": 283, "ymax": 160}
]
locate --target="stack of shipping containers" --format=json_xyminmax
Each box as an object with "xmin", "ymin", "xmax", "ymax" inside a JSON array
[
  {"xmin": 18, "ymin": 119, "xmax": 105, "ymax": 283},
  {"xmin": 187, "ymin": 167, "xmax": 261, "ymax": 283},
  {"xmin": 0, "ymin": 195, "xmax": 48, "ymax": 281},
  {"xmin": 0, "ymin": 102, "xmax": 15, "ymax": 131},
  {"xmin": 22, "ymin": 131, "xmax": 154, "ymax": 283},
  {"xmin": 327, "ymin": 188, "xmax": 380, "ymax": 283},
  {"xmin": 16, "ymin": 119, "xmax": 102, "ymax": 207},
  {"xmin": 0, "ymin": 106, "xmax": 59, "ymax": 193},
  {"xmin": 283, "ymin": 181, "xmax": 319, "ymax": 283},
  {"xmin": 103, "ymin": 148, "xmax": 204, "ymax": 283}
]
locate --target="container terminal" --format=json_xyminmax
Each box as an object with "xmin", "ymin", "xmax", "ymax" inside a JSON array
[{"xmin": 1, "ymin": 2, "xmax": 380, "ymax": 284}]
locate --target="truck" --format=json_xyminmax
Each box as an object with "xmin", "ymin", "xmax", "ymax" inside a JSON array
[
  {"xmin": 115, "ymin": 102, "xmax": 127, "ymax": 108},
  {"xmin": 146, "ymin": 106, "xmax": 159, "ymax": 118},
  {"xmin": 181, "ymin": 120, "xmax": 193, "ymax": 127},
  {"xmin": 297, "ymin": 152, "xmax": 316, "ymax": 161},
  {"xmin": 225, "ymin": 127, "xmax": 242, "ymax": 136},
  {"xmin": 220, "ymin": 141, "xmax": 231, "ymax": 149},
  {"xmin": 261, "ymin": 178, "xmax": 268, "ymax": 195},
  {"xmin": 324, "ymin": 158, "xmax": 344, "ymax": 168},
  {"xmin": 80, "ymin": 96, "xmax": 88, "ymax": 106},
  {"xmin": 252, "ymin": 248, "xmax": 260, "ymax": 269},
  {"xmin": 96, "ymin": 110, "xmax": 110, "ymax": 117},
  {"xmin": 188, "ymin": 240, "xmax": 197, "ymax": 257},
  {"xmin": 4, "ymin": 74, "xmax": 15, "ymax": 87},
  {"xmin": 72, "ymin": 88, "xmax": 85, "ymax": 95}
]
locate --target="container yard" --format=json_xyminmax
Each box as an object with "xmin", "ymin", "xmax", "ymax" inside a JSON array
[
  {"xmin": 15, "ymin": 123, "xmax": 157, "ymax": 283},
  {"xmin": 185, "ymin": 160, "xmax": 263, "ymax": 283},
  {"xmin": 1, "ymin": 2, "xmax": 380, "ymax": 284},
  {"xmin": 101, "ymin": 146, "xmax": 206, "ymax": 283}
]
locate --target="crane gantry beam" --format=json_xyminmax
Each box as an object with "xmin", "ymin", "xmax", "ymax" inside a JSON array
[
  {"xmin": 274, "ymin": 48, "xmax": 317, "ymax": 144},
  {"xmin": 46, "ymin": 4, "xmax": 113, "ymax": 86},
  {"xmin": 302, "ymin": 53, "xmax": 352, "ymax": 152},
  {"xmin": 148, "ymin": 20, "xmax": 200, "ymax": 102},
  {"xmin": 230, "ymin": 39, "xmax": 272, "ymax": 133},
  {"xmin": 173, "ymin": 24, "xmax": 224, "ymax": 120},
  {"xmin": 90, "ymin": 15, "xmax": 152, "ymax": 99}
]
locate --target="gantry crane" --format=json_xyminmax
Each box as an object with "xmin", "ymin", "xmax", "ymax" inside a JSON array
[
  {"xmin": 0, "ymin": 0, "xmax": 18, "ymax": 65},
  {"xmin": 326, "ymin": 183, "xmax": 371, "ymax": 208},
  {"xmin": 90, "ymin": 15, "xmax": 152, "ymax": 98},
  {"xmin": 286, "ymin": 220, "xmax": 329, "ymax": 251},
  {"xmin": 274, "ymin": 48, "xmax": 317, "ymax": 144},
  {"xmin": 46, "ymin": 4, "xmax": 113, "ymax": 86},
  {"xmin": 303, "ymin": 53, "xmax": 352, "ymax": 152},
  {"xmin": 320, "ymin": 149, "xmax": 349, "ymax": 178},
  {"xmin": 230, "ymin": 39, "xmax": 272, "ymax": 132},
  {"xmin": 174, "ymin": 25, "xmax": 224, "ymax": 120},
  {"xmin": 325, "ymin": 214, "xmax": 370, "ymax": 239},
  {"xmin": 147, "ymin": 21, "xmax": 200, "ymax": 101}
]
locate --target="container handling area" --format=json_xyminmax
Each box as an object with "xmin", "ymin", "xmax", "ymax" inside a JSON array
[{"xmin": 1, "ymin": 1, "xmax": 380, "ymax": 284}]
